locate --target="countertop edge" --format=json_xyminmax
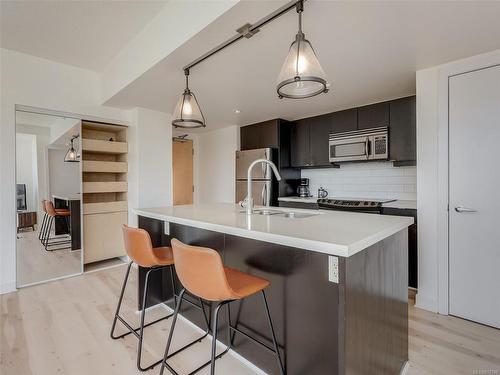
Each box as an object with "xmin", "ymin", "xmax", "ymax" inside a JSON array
[{"xmin": 133, "ymin": 208, "xmax": 413, "ymax": 258}]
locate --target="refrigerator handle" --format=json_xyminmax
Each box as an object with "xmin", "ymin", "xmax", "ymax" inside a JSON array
[{"xmin": 262, "ymin": 183, "xmax": 267, "ymax": 206}]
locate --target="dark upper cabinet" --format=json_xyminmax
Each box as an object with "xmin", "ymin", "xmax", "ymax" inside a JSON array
[
  {"xmin": 240, "ymin": 120, "xmax": 279, "ymax": 150},
  {"xmin": 291, "ymin": 110, "xmax": 357, "ymax": 168},
  {"xmin": 309, "ymin": 114, "xmax": 332, "ymax": 167},
  {"xmin": 290, "ymin": 120, "xmax": 310, "ymax": 167},
  {"xmin": 389, "ymin": 96, "xmax": 416, "ymax": 166},
  {"xmin": 357, "ymin": 102, "xmax": 390, "ymax": 129},
  {"xmin": 331, "ymin": 108, "xmax": 357, "ymax": 133}
]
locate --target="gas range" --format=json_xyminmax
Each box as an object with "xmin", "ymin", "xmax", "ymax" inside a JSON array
[{"xmin": 317, "ymin": 198, "xmax": 396, "ymax": 213}]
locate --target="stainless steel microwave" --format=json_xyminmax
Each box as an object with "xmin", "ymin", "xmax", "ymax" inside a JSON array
[{"xmin": 329, "ymin": 126, "xmax": 388, "ymax": 163}]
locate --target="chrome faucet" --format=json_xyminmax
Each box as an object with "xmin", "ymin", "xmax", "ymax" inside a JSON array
[{"xmin": 246, "ymin": 159, "xmax": 282, "ymax": 215}]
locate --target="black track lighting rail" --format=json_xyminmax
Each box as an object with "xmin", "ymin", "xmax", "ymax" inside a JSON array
[{"xmin": 183, "ymin": 0, "xmax": 304, "ymax": 74}]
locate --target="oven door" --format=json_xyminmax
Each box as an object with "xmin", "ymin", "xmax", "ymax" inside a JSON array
[{"xmin": 329, "ymin": 136, "xmax": 369, "ymax": 162}]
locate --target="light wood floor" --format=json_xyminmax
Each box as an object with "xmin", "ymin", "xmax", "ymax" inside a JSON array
[
  {"xmin": 16, "ymin": 230, "xmax": 81, "ymax": 287},
  {"xmin": 1, "ymin": 265, "xmax": 499, "ymax": 375}
]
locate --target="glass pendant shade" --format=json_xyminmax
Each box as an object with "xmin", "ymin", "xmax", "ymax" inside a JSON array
[
  {"xmin": 64, "ymin": 139, "xmax": 79, "ymax": 162},
  {"xmin": 277, "ymin": 32, "xmax": 328, "ymax": 99},
  {"xmin": 172, "ymin": 88, "xmax": 206, "ymax": 128}
]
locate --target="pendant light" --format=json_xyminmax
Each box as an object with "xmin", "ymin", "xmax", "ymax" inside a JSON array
[
  {"xmin": 172, "ymin": 69, "xmax": 206, "ymax": 128},
  {"xmin": 64, "ymin": 135, "xmax": 80, "ymax": 163},
  {"xmin": 276, "ymin": 1, "xmax": 328, "ymax": 99}
]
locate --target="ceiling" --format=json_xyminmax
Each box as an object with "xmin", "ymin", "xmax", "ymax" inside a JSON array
[
  {"xmin": 105, "ymin": 0, "xmax": 500, "ymax": 131},
  {"xmin": 16, "ymin": 111, "xmax": 80, "ymax": 148},
  {"xmin": 0, "ymin": 0, "xmax": 167, "ymax": 71}
]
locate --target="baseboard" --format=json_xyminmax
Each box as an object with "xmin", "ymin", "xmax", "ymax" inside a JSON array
[
  {"xmin": 415, "ymin": 292, "xmax": 439, "ymax": 313},
  {"xmin": 0, "ymin": 281, "xmax": 17, "ymax": 295},
  {"xmin": 400, "ymin": 361, "xmax": 410, "ymax": 375}
]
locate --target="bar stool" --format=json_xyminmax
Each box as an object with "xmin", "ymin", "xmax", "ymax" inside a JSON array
[
  {"xmin": 41, "ymin": 201, "xmax": 71, "ymax": 251},
  {"xmin": 160, "ymin": 238, "xmax": 285, "ymax": 375},
  {"xmin": 110, "ymin": 226, "xmax": 211, "ymax": 372},
  {"xmin": 38, "ymin": 199, "xmax": 70, "ymax": 242}
]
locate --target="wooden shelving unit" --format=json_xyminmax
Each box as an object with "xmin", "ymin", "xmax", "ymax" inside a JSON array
[{"xmin": 82, "ymin": 121, "xmax": 128, "ymax": 265}]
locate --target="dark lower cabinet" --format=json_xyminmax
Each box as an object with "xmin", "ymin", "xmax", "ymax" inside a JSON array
[
  {"xmin": 278, "ymin": 201, "xmax": 319, "ymax": 210},
  {"xmin": 382, "ymin": 207, "xmax": 417, "ymax": 288},
  {"xmin": 276, "ymin": 203, "xmax": 418, "ymax": 289}
]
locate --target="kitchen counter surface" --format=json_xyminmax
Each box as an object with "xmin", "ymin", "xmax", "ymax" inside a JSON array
[
  {"xmin": 134, "ymin": 203, "xmax": 413, "ymax": 258},
  {"xmin": 278, "ymin": 196, "xmax": 417, "ymax": 210}
]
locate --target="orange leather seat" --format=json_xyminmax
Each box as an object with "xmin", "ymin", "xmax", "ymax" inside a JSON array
[
  {"xmin": 224, "ymin": 267, "xmax": 270, "ymax": 300},
  {"xmin": 170, "ymin": 238, "xmax": 270, "ymax": 302},
  {"xmin": 122, "ymin": 225, "xmax": 174, "ymax": 268},
  {"xmin": 44, "ymin": 201, "xmax": 71, "ymax": 217}
]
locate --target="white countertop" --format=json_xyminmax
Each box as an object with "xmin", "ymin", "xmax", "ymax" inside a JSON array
[
  {"xmin": 278, "ymin": 196, "xmax": 417, "ymax": 210},
  {"xmin": 52, "ymin": 194, "xmax": 81, "ymax": 201},
  {"xmin": 134, "ymin": 203, "xmax": 413, "ymax": 258}
]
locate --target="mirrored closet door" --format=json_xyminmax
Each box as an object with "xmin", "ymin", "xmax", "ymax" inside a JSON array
[{"xmin": 16, "ymin": 110, "xmax": 83, "ymax": 287}]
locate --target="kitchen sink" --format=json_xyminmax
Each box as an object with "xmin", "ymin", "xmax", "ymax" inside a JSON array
[
  {"xmin": 251, "ymin": 209, "xmax": 285, "ymax": 215},
  {"xmin": 277, "ymin": 212, "xmax": 318, "ymax": 219},
  {"xmin": 240, "ymin": 209, "xmax": 318, "ymax": 219}
]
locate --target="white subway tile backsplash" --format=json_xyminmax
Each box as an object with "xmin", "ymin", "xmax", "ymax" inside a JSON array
[{"xmin": 302, "ymin": 161, "xmax": 417, "ymax": 200}]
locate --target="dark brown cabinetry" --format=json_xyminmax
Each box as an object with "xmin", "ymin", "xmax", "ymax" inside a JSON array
[
  {"xmin": 357, "ymin": 102, "xmax": 390, "ymax": 129},
  {"xmin": 382, "ymin": 207, "xmax": 418, "ymax": 288},
  {"xmin": 330, "ymin": 108, "xmax": 357, "ymax": 133},
  {"xmin": 17, "ymin": 211, "xmax": 37, "ymax": 232},
  {"xmin": 240, "ymin": 119, "xmax": 279, "ymax": 150},
  {"xmin": 389, "ymin": 96, "xmax": 416, "ymax": 166},
  {"xmin": 138, "ymin": 217, "xmax": 408, "ymax": 375},
  {"xmin": 239, "ymin": 119, "xmax": 300, "ymax": 197},
  {"xmin": 289, "ymin": 109, "xmax": 357, "ymax": 168}
]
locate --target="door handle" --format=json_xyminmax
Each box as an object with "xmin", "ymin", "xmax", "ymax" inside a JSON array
[
  {"xmin": 262, "ymin": 184, "xmax": 267, "ymax": 206},
  {"xmin": 365, "ymin": 137, "xmax": 370, "ymax": 159},
  {"xmin": 454, "ymin": 206, "xmax": 478, "ymax": 213}
]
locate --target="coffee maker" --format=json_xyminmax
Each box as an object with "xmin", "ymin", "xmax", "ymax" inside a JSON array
[{"xmin": 297, "ymin": 178, "xmax": 311, "ymax": 197}]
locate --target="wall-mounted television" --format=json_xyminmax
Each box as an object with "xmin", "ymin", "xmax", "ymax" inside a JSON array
[{"xmin": 16, "ymin": 184, "xmax": 27, "ymax": 211}]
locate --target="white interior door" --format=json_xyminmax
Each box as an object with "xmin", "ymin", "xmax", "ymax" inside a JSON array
[{"xmin": 449, "ymin": 64, "xmax": 500, "ymax": 328}]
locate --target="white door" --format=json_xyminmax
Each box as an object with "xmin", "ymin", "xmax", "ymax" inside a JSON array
[{"xmin": 449, "ymin": 64, "xmax": 500, "ymax": 328}]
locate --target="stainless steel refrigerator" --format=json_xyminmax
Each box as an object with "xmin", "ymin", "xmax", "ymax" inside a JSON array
[{"xmin": 235, "ymin": 148, "xmax": 277, "ymax": 206}]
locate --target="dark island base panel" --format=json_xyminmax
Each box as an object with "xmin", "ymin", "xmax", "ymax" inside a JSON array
[{"xmin": 137, "ymin": 216, "xmax": 408, "ymax": 375}]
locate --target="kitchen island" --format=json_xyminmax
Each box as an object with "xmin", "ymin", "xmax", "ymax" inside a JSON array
[{"xmin": 134, "ymin": 203, "xmax": 413, "ymax": 375}]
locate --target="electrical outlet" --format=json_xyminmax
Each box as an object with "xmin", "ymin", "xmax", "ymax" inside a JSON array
[{"xmin": 328, "ymin": 256, "xmax": 339, "ymax": 283}]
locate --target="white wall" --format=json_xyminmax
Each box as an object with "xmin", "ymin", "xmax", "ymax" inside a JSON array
[
  {"xmin": 0, "ymin": 48, "xmax": 132, "ymax": 294},
  {"xmin": 48, "ymin": 148, "xmax": 80, "ymax": 198},
  {"xmin": 416, "ymin": 48, "xmax": 500, "ymax": 313},
  {"xmin": 15, "ymin": 134, "xmax": 38, "ymax": 212},
  {"xmin": 302, "ymin": 162, "xmax": 416, "ymax": 200},
  {"xmin": 193, "ymin": 126, "xmax": 239, "ymax": 204},
  {"xmin": 128, "ymin": 107, "xmax": 173, "ymax": 226}
]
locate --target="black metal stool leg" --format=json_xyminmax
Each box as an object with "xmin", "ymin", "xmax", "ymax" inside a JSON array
[
  {"xmin": 210, "ymin": 302, "xmax": 224, "ymax": 375},
  {"xmin": 137, "ymin": 267, "xmax": 158, "ymax": 371},
  {"xmin": 262, "ymin": 290, "xmax": 285, "ymax": 375},
  {"xmin": 110, "ymin": 261, "xmax": 133, "ymax": 339},
  {"xmin": 38, "ymin": 213, "xmax": 47, "ymax": 240},
  {"xmin": 160, "ymin": 288, "xmax": 186, "ymax": 375}
]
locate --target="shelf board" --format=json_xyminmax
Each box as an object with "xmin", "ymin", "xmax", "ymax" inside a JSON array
[
  {"xmin": 82, "ymin": 139, "xmax": 127, "ymax": 154},
  {"xmin": 83, "ymin": 201, "xmax": 128, "ymax": 215},
  {"xmin": 83, "ymin": 160, "xmax": 127, "ymax": 173},
  {"xmin": 83, "ymin": 182, "xmax": 128, "ymax": 194}
]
